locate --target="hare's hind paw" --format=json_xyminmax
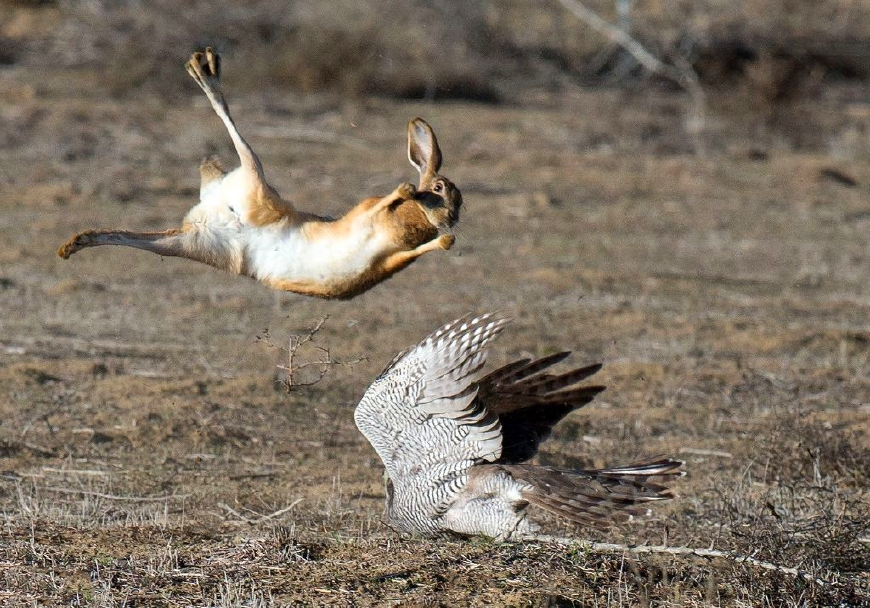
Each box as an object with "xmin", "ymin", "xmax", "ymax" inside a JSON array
[
  {"xmin": 185, "ymin": 47, "xmax": 221, "ymax": 86},
  {"xmin": 436, "ymin": 233, "xmax": 455, "ymax": 250},
  {"xmin": 58, "ymin": 232, "xmax": 92, "ymax": 259}
]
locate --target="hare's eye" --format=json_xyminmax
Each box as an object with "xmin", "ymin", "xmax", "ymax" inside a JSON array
[{"xmin": 433, "ymin": 182, "xmax": 444, "ymax": 193}]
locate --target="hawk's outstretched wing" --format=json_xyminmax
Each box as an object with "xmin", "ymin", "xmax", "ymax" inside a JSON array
[
  {"xmin": 476, "ymin": 355, "xmax": 606, "ymax": 463},
  {"xmin": 354, "ymin": 314, "xmax": 508, "ymax": 519}
]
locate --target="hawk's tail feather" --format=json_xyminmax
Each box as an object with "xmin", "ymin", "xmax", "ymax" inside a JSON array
[
  {"xmin": 505, "ymin": 459, "xmax": 683, "ymax": 527},
  {"xmin": 597, "ymin": 458, "xmax": 685, "ymax": 479}
]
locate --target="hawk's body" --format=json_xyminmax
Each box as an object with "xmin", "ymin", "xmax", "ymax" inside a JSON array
[{"xmin": 354, "ymin": 315, "xmax": 682, "ymax": 539}]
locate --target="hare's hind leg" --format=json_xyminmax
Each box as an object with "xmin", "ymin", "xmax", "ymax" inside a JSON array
[
  {"xmin": 58, "ymin": 227, "xmax": 241, "ymax": 272},
  {"xmin": 186, "ymin": 48, "xmax": 296, "ymax": 226},
  {"xmin": 185, "ymin": 48, "xmax": 267, "ymax": 185},
  {"xmin": 58, "ymin": 228, "xmax": 188, "ymax": 260}
]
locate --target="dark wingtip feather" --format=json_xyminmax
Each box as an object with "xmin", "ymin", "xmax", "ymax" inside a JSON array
[
  {"xmin": 482, "ymin": 353, "xmax": 606, "ymax": 463},
  {"xmin": 535, "ymin": 384, "xmax": 606, "ymax": 405},
  {"xmin": 517, "ymin": 363, "xmax": 603, "ymax": 394}
]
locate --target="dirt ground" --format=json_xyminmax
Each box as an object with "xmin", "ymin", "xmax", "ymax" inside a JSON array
[{"xmin": 2, "ymin": 3, "xmax": 870, "ymax": 607}]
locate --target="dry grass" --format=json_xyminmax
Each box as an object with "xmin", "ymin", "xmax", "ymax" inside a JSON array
[
  {"xmin": 2, "ymin": 523, "xmax": 867, "ymax": 605},
  {"xmin": 1, "ymin": 1, "xmax": 869, "ymax": 605}
]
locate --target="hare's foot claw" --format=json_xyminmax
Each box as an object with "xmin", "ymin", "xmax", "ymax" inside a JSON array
[
  {"xmin": 437, "ymin": 233, "xmax": 455, "ymax": 250},
  {"xmin": 186, "ymin": 47, "xmax": 221, "ymax": 87},
  {"xmin": 58, "ymin": 233, "xmax": 92, "ymax": 259}
]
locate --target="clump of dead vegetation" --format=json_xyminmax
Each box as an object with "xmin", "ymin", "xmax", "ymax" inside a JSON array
[
  {"xmin": 256, "ymin": 316, "xmax": 366, "ymax": 393},
  {"xmin": 33, "ymin": 0, "xmax": 502, "ymax": 102},
  {"xmin": 699, "ymin": 412, "xmax": 869, "ymax": 583},
  {"xmin": 3, "ymin": 0, "xmax": 866, "ymax": 156},
  {"xmin": 7, "ymin": 0, "xmax": 867, "ymax": 104},
  {"xmin": 3, "ymin": 519, "xmax": 867, "ymax": 606}
]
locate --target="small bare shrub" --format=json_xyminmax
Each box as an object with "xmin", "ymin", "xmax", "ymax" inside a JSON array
[
  {"xmin": 703, "ymin": 414, "xmax": 870, "ymax": 574},
  {"xmin": 256, "ymin": 316, "xmax": 365, "ymax": 393}
]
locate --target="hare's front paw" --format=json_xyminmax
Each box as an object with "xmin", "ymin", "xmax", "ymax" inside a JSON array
[
  {"xmin": 395, "ymin": 182, "xmax": 417, "ymax": 200},
  {"xmin": 437, "ymin": 233, "xmax": 455, "ymax": 250}
]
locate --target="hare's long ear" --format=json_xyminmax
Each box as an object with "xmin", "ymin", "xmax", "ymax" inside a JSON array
[{"xmin": 408, "ymin": 118, "xmax": 442, "ymax": 186}]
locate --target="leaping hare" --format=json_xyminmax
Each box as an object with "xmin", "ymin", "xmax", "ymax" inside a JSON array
[{"xmin": 58, "ymin": 48, "xmax": 462, "ymax": 300}]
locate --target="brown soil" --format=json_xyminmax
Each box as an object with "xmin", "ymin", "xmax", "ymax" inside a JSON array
[{"xmin": 1, "ymin": 2, "xmax": 869, "ymax": 606}]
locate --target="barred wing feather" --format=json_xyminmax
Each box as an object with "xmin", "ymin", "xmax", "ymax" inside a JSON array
[{"xmin": 354, "ymin": 315, "xmax": 509, "ymax": 516}]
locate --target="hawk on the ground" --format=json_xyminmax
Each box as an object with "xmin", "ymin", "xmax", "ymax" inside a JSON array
[{"xmin": 354, "ymin": 314, "xmax": 683, "ymax": 538}]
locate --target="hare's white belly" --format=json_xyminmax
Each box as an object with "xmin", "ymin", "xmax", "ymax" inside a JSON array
[
  {"xmin": 188, "ymin": 167, "xmax": 388, "ymax": 283},
  {"xmin": 245, "ymin": 221, "xmax": 387, "ymax": 284}
]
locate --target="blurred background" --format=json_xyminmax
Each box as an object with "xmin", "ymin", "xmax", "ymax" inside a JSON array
[
  {"xmin": 1, "ymin": 2, "xmax": 869, "ymax": 604},
  {"xmin": 3, "ymin": 0, "xmax": 869, "ymax": 154}
]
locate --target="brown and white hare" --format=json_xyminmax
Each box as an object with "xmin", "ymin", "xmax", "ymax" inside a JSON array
[{"xmin": 58, "ymin": 48, "xmax": 462, "ymax": 299}]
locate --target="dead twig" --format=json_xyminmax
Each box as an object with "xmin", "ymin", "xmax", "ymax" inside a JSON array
[
  {"xmin": 257, "ymin": 501, "xmax": 304, "ymax": 522},
  {"xmin": 556, "ymin": 0, "xmax": 706, "ymax": 152},
  {"xmin": 42, "ymin": 487, "xmax": 188, "ymax": 502},
  {"xmin": 678, "ymin": 447, "xmax": 734, "ymax": 458},
  {"xmin": 523, "ymin": 535, "xmax": 831, "ymax": 585},
  {"xmin": 257, "ymin": 316, "xmax": 366, "ymax": 393},
  {"xmin": 282, "ymin": 316, "xmax": 330, "ymax": 390},
  {"xmin": 557, "ymin": 0, "xmax": 675, "ymax": 81},
  {"xmin": 40, "ymin": 468, "xmax": 109, "ymax": 476}
]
